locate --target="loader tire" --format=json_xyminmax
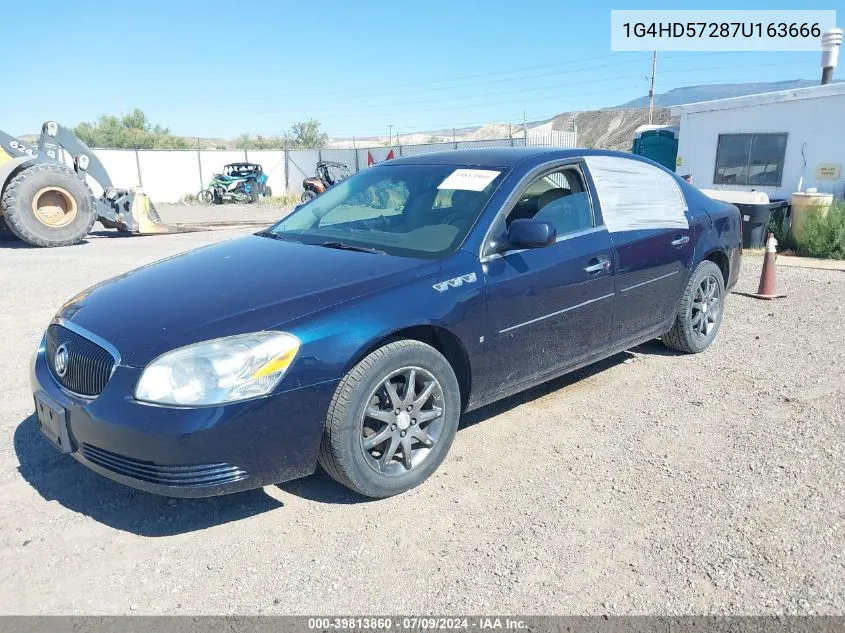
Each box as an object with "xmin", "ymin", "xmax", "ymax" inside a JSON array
[
  {"xmin": 0, "ymin": 216, "xmax": 18, "ymax": 241},
  {"xmin": 0, "ymin": 163, "xmax": 96, "ymax": 247}
]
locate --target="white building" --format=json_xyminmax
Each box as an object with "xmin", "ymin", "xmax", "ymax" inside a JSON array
[{"xmin": 672, "ymin": 82, "xmax": 845, "ymax": 201}]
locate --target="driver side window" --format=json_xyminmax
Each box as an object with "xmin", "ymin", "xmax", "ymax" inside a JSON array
[{"xmin": 505, "ymin": 167, "xmax": 595, "ymax": 237}]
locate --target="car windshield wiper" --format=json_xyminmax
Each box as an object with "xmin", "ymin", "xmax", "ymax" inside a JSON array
[
  {"xmin": 255, "ymin": 230, "xmax": 288, "ymax": 241},
  {"xmin": 319, "ymin": 241, "xmax": 387, "ymax": 255}
]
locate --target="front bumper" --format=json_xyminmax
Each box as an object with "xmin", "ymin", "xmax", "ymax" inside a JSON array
[{"xmin": 31, "ymin": 343, "xmax": 337, "ymax": 497}]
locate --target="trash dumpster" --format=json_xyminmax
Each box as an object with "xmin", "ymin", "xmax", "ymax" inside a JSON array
[
  {"xmin": 735, "ymin": 200, "xmax": 787, "ymax": 249},
  {"xmin": 698, "ymin": 190, "xmax": 783, "ymax": 249}
]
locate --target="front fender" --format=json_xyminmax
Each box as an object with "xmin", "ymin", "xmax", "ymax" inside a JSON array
[{"xmin": 276, "ymin": 252, "xmax": 487, "ymax": 401}]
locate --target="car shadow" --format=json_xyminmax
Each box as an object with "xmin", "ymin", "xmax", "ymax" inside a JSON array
[
  {"xmin": 13, "ymin": 414, "xmax": 282, "ymax": 537},
  {"xmin": 279, "ymin": 349, "xmax": 639, "ymax": 504},
  {"xmin": 630, "ymin": 338, "xmax": 685, "ymax": 357}
]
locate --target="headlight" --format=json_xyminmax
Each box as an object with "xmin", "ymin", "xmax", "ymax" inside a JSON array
[{"xmin": 135, "ymin": 331, "xmax": 300, "ymax": 406}]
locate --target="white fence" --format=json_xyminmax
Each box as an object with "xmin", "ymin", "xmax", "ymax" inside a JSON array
[{"xmin": 89, "ymin": 130, "xmax": 577, "ymax": 203}]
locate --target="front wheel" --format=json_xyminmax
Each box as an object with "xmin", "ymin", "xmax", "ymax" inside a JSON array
[
  {"xmin": 300, "ymin": 189, "xmax": 317, "ymax": 203},
  {"xmin": 0, "ymin": 216, "xmax": 18, "ymax": 241},
  {"xmin": 662, "ymin": 260, "xmax": 726, "ymax": 353},
  {"xmin": 318, "ymin": 339, "xmax": 461, "ymax": 498},
  {"xmin": 0, "ymin": 163, "xmax": 96, "ymax": 247}
]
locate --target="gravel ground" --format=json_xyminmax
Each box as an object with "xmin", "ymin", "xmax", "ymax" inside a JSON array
[{"xmin": 0, "ymin": 218, "xmax": 842, "ymax": 615}]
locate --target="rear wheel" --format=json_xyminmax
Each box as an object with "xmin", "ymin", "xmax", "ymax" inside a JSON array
[
  {"xmin": 301, "ymin": 189, "xmax": 317, "ymax": 203},
  {"xmin": 0, "ymin": 163, "xmax": 96, "ymax": 247},
  {"xmin": 318, "ymin": 340, "xmax": 461, "ymax": 498},
  {"xmin": 662, "ymin": 260, "xmax": 725, "ymax": 353}
]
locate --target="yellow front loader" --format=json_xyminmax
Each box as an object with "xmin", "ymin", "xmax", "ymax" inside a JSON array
[{"xmin": 0, "ymin": 121, "xmax": 196, "ymax": 247}]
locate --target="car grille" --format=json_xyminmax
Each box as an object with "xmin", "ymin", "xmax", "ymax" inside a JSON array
[
  {"xmin": 46, "ymin": 324, "xmax": 116, "ymax": 397},
  {"xmin": 80, "ymin": 444, "xmax": 249, "ymax": 487}
]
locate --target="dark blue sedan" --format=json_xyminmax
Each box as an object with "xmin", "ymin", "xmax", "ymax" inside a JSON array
[{"xmin": 31, "ymin": 148, "xmax": 741, "ymax": 498}]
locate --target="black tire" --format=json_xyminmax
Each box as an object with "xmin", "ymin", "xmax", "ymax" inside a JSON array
[
  {"xmin": 212, "ymin": 191, "xmax": 223, "ymax": 205},
  {"xmin": 0, "ymin": 163, "xmax": 96, "ymax": 247},
  {"xmin": 198, "ymin": 189, "xmax": 213, "ymax": 204},
  {"xmin": 318, "ymin": 339, "xmax": 461, "ymax": 498},
  {"xmin": 0, "ymin": 216, "xmax": 18, "ymax": 241},
  {"xmin": 662, "ymin": 260, "xmax": 726, "ymax": 354},
  {"xmin": 301, "ymin": 189, "xmax": 317, "ymax": 203}
]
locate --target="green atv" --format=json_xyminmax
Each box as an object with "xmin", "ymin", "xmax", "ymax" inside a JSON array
[{"xmin": 199, "ymin": 162, "xmax": 270, "ymax": 204}]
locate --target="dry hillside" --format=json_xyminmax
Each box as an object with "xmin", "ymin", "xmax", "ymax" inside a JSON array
[
  {"xmin": 329, "ymin": 107, "xmax": 677, "ymax": 151},
  {"xmin": 536, "ymin": 107, "xmax": 676, "ymax": 150}
]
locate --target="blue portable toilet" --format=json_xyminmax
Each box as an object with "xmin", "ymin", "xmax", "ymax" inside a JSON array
[{"xmin": 631, "ymin": 125, "xmax": 679, "ymax": 172}]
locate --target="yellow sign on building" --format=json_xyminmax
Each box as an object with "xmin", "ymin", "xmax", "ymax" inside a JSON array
[{"xmin": 815, "ymin": 163, "xmax": 841, "ymax": 180}]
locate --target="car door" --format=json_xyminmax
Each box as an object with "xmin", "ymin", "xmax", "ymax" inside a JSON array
[
  {"xmin": 582, "ymin": 156, "xmax": 694, "ymax": 343},
  {"xmin": 479, "ymin": 163, "xmax": 615, "ymax": 397}
]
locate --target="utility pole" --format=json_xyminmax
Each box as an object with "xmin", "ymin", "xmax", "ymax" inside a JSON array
[
  {"xmin": 648, "ymin": 51, "xmax": 657, "ymax": 125},
  {"xmin": 388, "ymin": 124, "xmax": 393, "ymax": 146}
]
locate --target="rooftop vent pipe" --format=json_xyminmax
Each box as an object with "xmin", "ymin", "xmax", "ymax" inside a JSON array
[{"xmin": 821, "ymin": 28, "xmax": 842, "ymax": 85}]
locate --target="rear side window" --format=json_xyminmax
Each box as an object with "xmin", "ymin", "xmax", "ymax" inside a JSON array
[
  {"xmin": 584, "ymin": 156, "xmax": 688, "ymax": 232},
  {"xmin": 505, "ymin": 167, "xmax": 594, "ymax": 237}
]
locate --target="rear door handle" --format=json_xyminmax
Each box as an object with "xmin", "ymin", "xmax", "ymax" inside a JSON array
[
  {"xmin": 584, "ymin": 257, "xmax": 611, "ymax": 274},
  {"xmin": 670, "ymin": 235, "xmax": 690, "ymax": 247}
]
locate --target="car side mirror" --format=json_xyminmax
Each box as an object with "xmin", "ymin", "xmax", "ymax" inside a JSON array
[{"xmin": 505, "ymin": 219, "xmax": 557, "ymax": 249}]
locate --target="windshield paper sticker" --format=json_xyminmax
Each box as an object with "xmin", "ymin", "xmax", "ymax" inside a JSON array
[{"xmin": 438, "ymin": 169, "xmax": 500, "ymax": 192}]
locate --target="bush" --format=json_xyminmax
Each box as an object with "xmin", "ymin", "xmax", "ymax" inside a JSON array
[
  {"xmin": 178, "ymin": 193, "xmax": 200, "ymax": 205},
  {"xmin": 257, "ymin": 194, "xmax": 300, "ymax": 207},
  {"xmin": 795, "ymin": 201, "xmax": 845, "ymax": 260}
]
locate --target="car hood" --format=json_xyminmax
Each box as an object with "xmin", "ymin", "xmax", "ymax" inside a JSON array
[{"xmin": 57, "ymin": 235, "xmax": 440, "ymax": 367}]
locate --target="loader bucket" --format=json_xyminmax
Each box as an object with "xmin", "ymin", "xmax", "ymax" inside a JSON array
[
  {"xmin": 131, "ymin": 191, "xmax": 189, "ymax": 234},
  {"xmin": 98, "ymin": 187, "xmax": 272, "ymax": 237},
  {"xmin": 99, "ymin": 188, "xmax": 211, "ymax": 235}
]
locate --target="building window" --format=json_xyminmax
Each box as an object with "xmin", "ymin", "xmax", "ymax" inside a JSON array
[{"xmin": 713, "ymin": 133, "xmax": 788, "ymax": 186}]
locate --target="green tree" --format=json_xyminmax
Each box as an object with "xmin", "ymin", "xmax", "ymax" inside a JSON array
[
  {"xmin": 283, "ymin": 119, "xmax": 328, "ymax": 149},
  {"xmin": 74, "ymin": 109, "xmax": 190, "ymax": 149},
  {"xmin": 235, "ymin": 133, "xmax": 286, "ymax": 150}
]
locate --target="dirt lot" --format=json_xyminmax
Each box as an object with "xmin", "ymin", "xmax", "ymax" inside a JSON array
[{"xmin": 0, "ymin": 213, "xmax": 842, "ymax": 615}]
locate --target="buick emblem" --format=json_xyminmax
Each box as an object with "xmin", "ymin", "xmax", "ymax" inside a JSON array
[{"xmin": 54, "ymin": 344, "xmax": 69, "ymax": 378}]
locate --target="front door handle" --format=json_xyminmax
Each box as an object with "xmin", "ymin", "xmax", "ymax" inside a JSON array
[
  {"xmin": 670, "ymin": 235, "xmax": 690, "ymax": 247},
  {"xmin": 584, "ymin": 257, "xmax": 611, "ymax": 274}
]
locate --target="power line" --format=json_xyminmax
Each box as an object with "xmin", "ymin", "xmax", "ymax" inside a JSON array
[
  {"xmin": 198, "ymin": 51, "xmax": 740, "ymax": 109},
  {"xmin": 245, "ymin": 59, "xmax": 814, "ymax": 119},
  {"xmin": 323, "ymin": 70, "xmax": 826, "ymax": 138}
]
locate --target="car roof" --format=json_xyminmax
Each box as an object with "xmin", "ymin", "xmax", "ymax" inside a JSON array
[{"xmin": 383, "ymin": 147, "xmax": 646, "ymax": 169}]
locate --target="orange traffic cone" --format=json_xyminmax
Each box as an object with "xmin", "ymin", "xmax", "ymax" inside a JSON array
[{"xmin": 747, "ymin": 232, "xmax": 786, "ymax": 300}]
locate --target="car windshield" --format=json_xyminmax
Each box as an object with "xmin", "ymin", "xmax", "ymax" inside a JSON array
[{"xmin": 265, "ymin": 163, "xmax": 507, "ymax": 259}]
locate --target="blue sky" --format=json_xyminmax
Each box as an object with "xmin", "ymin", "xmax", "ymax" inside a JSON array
[{"xmin": 6, "ymin": 0, "xmax": 831, "ymax": 139}]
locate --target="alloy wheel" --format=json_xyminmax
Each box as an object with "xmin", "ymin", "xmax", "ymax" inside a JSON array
[
  {"xmin": 691, "ymin": 274, "xmax": 722, "ymax": 338},
  {"xmin": 359, "ymin": 366, "xmax": 445, "ymax": 476}
]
